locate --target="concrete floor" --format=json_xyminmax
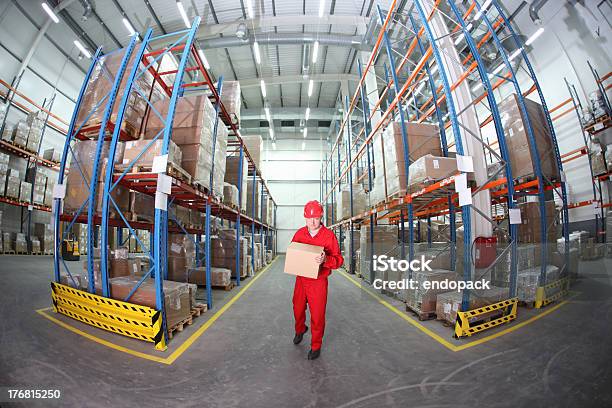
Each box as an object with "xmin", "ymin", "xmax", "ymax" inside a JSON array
[{"xmin": 0, "ymin": 255, "xmax": 611, "ymax": 407}]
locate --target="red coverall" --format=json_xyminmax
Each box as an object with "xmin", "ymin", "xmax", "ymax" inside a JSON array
[{"xmin": 291, "ymin": 225, "xmax": 343, "ymax": 351}]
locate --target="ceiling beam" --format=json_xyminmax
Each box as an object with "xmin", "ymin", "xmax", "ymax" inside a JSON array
[{"xmin": 239, "ymin": 73, "xmax": 359, "ymax": 88}]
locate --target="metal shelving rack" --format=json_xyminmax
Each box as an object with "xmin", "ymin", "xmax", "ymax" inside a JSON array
[
  {"xmin": 52, "ymin": 20, "xmax": 277, "ymax": 350},
  {"xmin": 321, "ymin": 0, "xmax": 570, "ymax": 336}
]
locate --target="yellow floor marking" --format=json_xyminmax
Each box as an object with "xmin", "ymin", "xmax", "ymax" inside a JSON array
[
  {"xmin": 37, "ymin": 257, "xmax": 278, "ymax": 365},
  {"xmin": 338, "ymin": 269, "xmax": 573, "ymax": 352}
]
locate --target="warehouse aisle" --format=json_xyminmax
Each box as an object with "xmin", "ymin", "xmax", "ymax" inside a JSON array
[{"xmin": 1, "ymin": 255, "xmax": 611, "ymax": 407}]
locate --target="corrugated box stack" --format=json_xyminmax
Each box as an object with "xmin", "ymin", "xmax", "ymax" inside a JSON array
[
  {"xmin": 436, "ymin": 287, "xmax": 507, "ymax": 325},
  {"xmin": 223, "ymin": 182, "xmax": 239, "ymax": 208},
  {"xmin": 15, "ymin": 232, "xmax": 27, "ymax": 253},
  {"xmin": 242, "ymin": 135, "xmax": 263, "ymax": 169},
  {"xmin": 337, "ymin": 184, "xmax": 367, "ymax": 220},
  {"xmin": 129, "ymin": 192, "xmax": 154, "ymax": 223},
  {"xmin": 188, "ymin": 267, "xmax": 232, "ymax": 288},
  {"xmin": 166, "ymin": 233, "xmax": 196, "ymax": 282},
  {"xmin": 404, "ymin": 269, "xmax": 456, "ymax": 316},
  {"xmin": 6, "ymin": 169, "xmax": 20, "ymax": 199},
  {"xmin": 261, "ymin": 196, "xmax": 273, "ymax": 225},
  {"xmin": 146, "ymin": 95, "xmax": 227, "ymax": 198},
  {"xmin": 492, "ymin": 244, "xmax": 540, "ymax": 286},
  {"xmin": 34, "ymin": 222, "xmax": 54, "ymax": 254},
  {"xmin": 107, "ymin": 276, "xmax": 193, "ymax": 328},
  {"xmin": 75, "ymin": 44, "xmax": 159, "ymax": 139},
  {"xmin": 516, "ymin": 265, "xmax": 560, "ymax": 303},
  {"xmin": 517, "ymin": 201, "xmax": 558, "ymax": 244},
  {"xmin": 209, "ymin": 229, "xmax": 249, "ymax": 279},
  {"xmin": 499, "ymin": 93, "xmax": 560, "ymax": 180},
  {"xmin": 359, "ymin": 225, "xmax": 398, "ymax": 283},
  {"xmin": 342, "ymin": 230, "xmax": 360, "ymax": 270},
  {"xmin": 408, "ymin": 155, "xmax": 457, "ymax": 188},
  {"xmin": 43, "ymin": 148, "xmax": 61, "ymax": 163},
  {"xmin": 2, "ymin": 232, "xmax": 11, "ymax": 252},
  {"xmin": 25, "ymin": 110, "xmax": 45, "ymax": 152},
  {"xmin": 224, "ymin": 155, "xmax": 248, "ymax": 212},
  {"xmin": 26, "ymin": 169, "xmax": 47, "ymax": 205},
  {"xmin": 0, "ymin": 152, "xmax": 8, "ymax": 196},
  {"xmin": 19, "ymin": 180, "xmax": 32, "ymax": 203},
  {"xmin": 370, "ymin": 122, "xmax": 442, "ymax": 204},
  {"xmin": 220, "ymin": 80, "xmax": 241, "ymax": 127},
  {"xmin": 64, "ymin": 140, "xmax": 130, "ymax": 217},
  {"xmin": 246, "ymin": 178, "xmax": 260, "ymax": 220}
]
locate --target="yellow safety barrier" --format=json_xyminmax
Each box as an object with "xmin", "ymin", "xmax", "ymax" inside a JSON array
[
  {"xmin": 535, "ymin": 277, "xmax": 570, "ymax": 308},
  {"xmin": 454, "ymin": 297, "xmax": 518, "ymax": 338},
  {"xmin": 51, "ymin": 282, "xmax": 166, "ymax": 351}
]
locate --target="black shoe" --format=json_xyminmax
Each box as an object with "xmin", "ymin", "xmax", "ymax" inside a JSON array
[
  {"xmin": 307, "ymin": 349, "xmax": 321, "ymax": 360},
  {"xmin": 293, "ymin": 326, "xmax": 308, "ymax": 345}
]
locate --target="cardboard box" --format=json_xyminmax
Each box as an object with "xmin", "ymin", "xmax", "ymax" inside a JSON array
[
  {"xmin": 242, "ymin": 135, "xmax": 262, "ymax": 169},
  {"xmin": 408, "ymin": 155, "xmax": 457, "ymax": 188},
  {"xmin": 284, "ymin": 242, "xmax": 323, "ymax": 278},
  {"xmin": 224, "ymin": 156, "xmax": 248, "ymax": 211}
]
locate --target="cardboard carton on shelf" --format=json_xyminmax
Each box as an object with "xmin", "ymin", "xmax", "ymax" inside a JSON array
[
  {"xmin": 408, "ymin": 155, "xmax": 458, "ymax": 188},
  {"xmin": 242, "ymin": 135, "xmax": 263, "ymax": 169},
  {"xmin": 284, "ymin": 242, "xmax": 324, "ymax": 279},
  {"xmin": 43, "ymin": 148, "xmax": 61, "ymax": 163}
]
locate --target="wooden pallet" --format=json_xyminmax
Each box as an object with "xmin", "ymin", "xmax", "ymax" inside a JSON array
[
  {"xmin": 405, "ymin": 303, "xmax": 436, "ymax": 321},
  {"xmin": 15, "ymin": 251, "xmax": 29, "ymax": 255},
  {"xmin": 116, "ymin": 162, "xmax": 192, "ymax": 184},
  {"xmin": 2, "ymin": 250, "xmax": 16, "ymax": 254},
  {"xmin": 167, "ymin": 303, "xmax": 208, "ymax": 339},
  {"xmin": 212, "ymin": 281, "xmax": 236, "ymax": 291}
]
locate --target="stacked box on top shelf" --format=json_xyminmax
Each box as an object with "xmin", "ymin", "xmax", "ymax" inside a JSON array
[
  {"xmin": 75, "ymin": 44, "xmax": 161, "ymax": 139},
  {"xmin": 0, "ymin": 152, "xmax": 9, "ymax": 196},
  {"xmin": 222, "ymin": 183, "xmax": 239, "ymax": 208},
  {"xmin": 145, "ymin": 95, "xmax": 227, "ymax": 198},
  {"xmin": 224, "ymin": 155, "xmax": 248, "ymax": 211},
  {"xmin": 64, "ymin": 140, "xmax": 130, "ymax": 217},
  {"xmin": 12, "ymin": 122, "xmax": 29, "ymax": 148},
  {"xmin": 43, "ymin": 148, "xmax": 61, "ymax": 163},
  {"xmin": 246, "ymin": 177, "xmax": 260, "ymax": 220},
  {"xmin": 19, "ymin": 181, "xmax": 32, "ymax": 203},
  {"xmin": 498, "ymin": 93, "xmax": 560, "ymax": 181},
  {"xmin": 0, "ymin": 102, "xmax": 7, "ymax": 124},
  {"xmin": 220, "ymin": 81, "xmax": 241, "ymax": 127},
  {"xmin": 370, "ymin": 122, "xmax": 442, "ymax": 205},
  {"xmin": 242, "ymin": 135, "xmax": 262, "ymax": 170},
  {"xmin": 25, "ymin": 110, "xmax": 45, "ymax": 152},
  {"xmin": 1, "ymin": 122, "xmax": 14, "ymax": 143}
]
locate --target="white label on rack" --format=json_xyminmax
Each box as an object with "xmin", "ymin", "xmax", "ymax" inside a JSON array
[
  {"xmin": 157, "ymin": 173, "xmax": 172, "ymax": 194},
  {"xmin": 454, "ymin": 173, "xmax": 468, "ymax": 192},
  {"xmin": 452, "ymin": 303, "xmax": 459, "ymax": 311},
  {"xmin": 433, "ymin": 159, "xmax": 440, "ymax": 169},
  {"xmin": 152, "ymin": 154, "xmax": 168, "ymax": 174},
  {"xmin": 592, "ymin": 202, "xmax": 600, "ymax": 215},
  {"xmin": 594, "ymin": 122, "xmax": 604, "ymax": 131},
  {"xmin": 458, "ymin": 188, "xmax": 472, "ymax": 206},
  {"xmin": 154, "ymin": 191, "xmax": 167, "ymax": 210},
  {"xmin": 132, "ymin": 263, "xmax": 138, "ymax": 274},
  {"xmin": 508, "ymin": 127, "xmax": 514, "ymax": 137},
  {"xmin": 509, "ymin": 208, "xmax": 522, "ymax": 225},
  {"xmin": 52, "ymin": 184, "xmax": 66, "ymax": 199},
  {"xmin": 456, "ymin": 155, "xmax": 474, "ymax": 173},
  {"xmin": 27, "ymin": 205, "xmax": 33, "ymax": 211},
  {"xmin": 444, "ymin": 303, "xmax": 451, "ymax": 314},
  {"xmin": 560, "ymin": 171, "xmax": 567, "ymax": 183}
]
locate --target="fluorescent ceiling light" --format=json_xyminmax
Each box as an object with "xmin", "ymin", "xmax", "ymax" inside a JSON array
[
  {"xmin": 73, "ymin": 40, "xmax": 91, "ymax": 59},
  {"xmin": 454, "ymin": 33, "xmax": 464, "ymax": 46},
  {"xmin": 415, "ymin": 82, "xmax": 426, "ymax": 95},
  {"xmin": 305, "ymin": 107, "xmax": 310, "ymax": 121},
  {"xmin": 318, "ymin": 0, "xmax": 325, "ymax": 17},
  {"xmin": 269, "ymin": 128, "xmax": 274, "ymax": 139},
  {"xmin": 472, "ymin": 82, "xmax": 483, "ymax": 93},
  {"xmin": 312, "ymin": 41, "xmax": 319, "ymax": 63},
  {"xmin": 254, "ymin": 41, "xmax": 261, "ymax": 64},
  {"xmin": 122, "ymin": 18, "xmax": 136, "ymax": 36},
  {"xmin": 308, "ymin": 80, "xmax": 314, "ymax": 97},
  {"xmin": 246, "ymin": 0, "xmax": 254, "ymax": 19},
  {"xmin": 41, "ymin": 2, "xmax": 59, "ymax": 23},
  {"xmin": 491, "ymin": 64, "xmax": 504, "ymax": 76},
  {"xmin": 525, "ymin": 27, "xmax": 544, "ymax": 46},
  {"xmin": 272, "ymin": 142, "xmax": 277, "ymax": 150},
  {"xmin": 197, "ymin": 49, "xmax": 210, "ymax": 69},
  {"xmin": 260, "ymin": 80, "xmax": 267, "ymax": 98},
  {"xmin": 265, "ymin": 107, "xmax": 271, "ymax": 122},
  {"xmin": 508, "ymin": 48, "xmax": 522, "ymax": 62},
  {"xmin": 304, "ymin": 128, "xmax": 308, "ymax": 138},
  {"xmin": 473, "ymin": 0, "xmax": 492, "ymax": 20},
  {"xmin": 176, "ymin": 1, "xmax": 190, "ymax": 28}
]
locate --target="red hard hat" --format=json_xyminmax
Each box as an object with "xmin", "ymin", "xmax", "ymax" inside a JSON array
[{"xmin": 304, "ymin": 200, "xmax": 324, "ymax": 218}]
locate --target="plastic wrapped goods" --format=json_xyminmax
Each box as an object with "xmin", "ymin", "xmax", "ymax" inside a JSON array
[
  {"xmin": 187, "ymin": 267, "xmax": 232, "ymax": 287},
  {"xmin": 224, "ymin": 156, "xmax": 248, "ymax": 211},
  {"xmin": 337, "ymin": 184, "xmax": 367, "ymax": 220},
  {"xmin": 223, "ymin": 183, "xmax": 239, "ymax": 208},
  {"xmin": 122, "ymin": 139, "xmax": 182, "ymax": 169},
  {"xmin": 167, "ymin": 233, "xmax": 196, "ymax": 282},
  {"xmin": 64, "ymin": 141, "xmax": 129, "ymax": 217},
  {"xmin": 404, "ymin": 269, "xmax": 456, "ymax": 315},
  {"xmin": 408, "ymin": 155, "xmax": 457, "ymax": 188},
  {"xmin": 107, "ymin": 277, "xmax": 192, "ymax": 328},
  {"xmin": 516, "ymin": 265, "xmax": 559, "ymax": 302},
  {"xmin": 75, "ymin": 44, "xmax": 159, "ymax": 139},
  {"xmin": 220, "ymin": 81, "xmax": 241, "ymax": 126},
  {"xmin": 242, "ymin": 135, "xmax": 262, "ymax": 169},
  {"xmin": 498, "ymin": 93, "xmax": 560, "ymax": 180},
  {"xmin": 19, "ymin": 181, "xmax": 32, "ymax": 203}
]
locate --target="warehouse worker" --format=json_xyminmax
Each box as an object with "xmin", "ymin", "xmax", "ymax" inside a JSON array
[{"xmin": 291, "ymin": 200, "xmax": 343, "ymax": 360}]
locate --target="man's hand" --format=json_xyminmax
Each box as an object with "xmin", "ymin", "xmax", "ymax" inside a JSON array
[{"xmin": 315, "ymin": 253, "xmax": 326, "ymax": 265}]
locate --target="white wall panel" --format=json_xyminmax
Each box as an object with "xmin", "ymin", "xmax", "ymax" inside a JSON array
[
  {"xmin": 277, "ymin": 206, "xmax": 305, "ymax": 230},
  {"xmin": 267, "ymin": 182, "xmax": 320, "ymax": 206}
]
